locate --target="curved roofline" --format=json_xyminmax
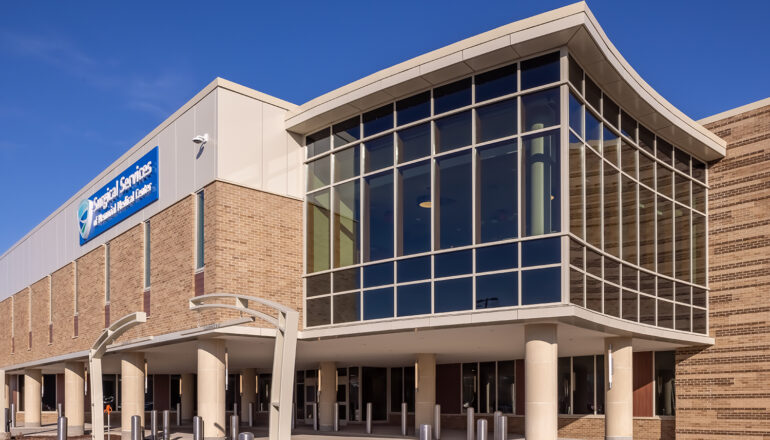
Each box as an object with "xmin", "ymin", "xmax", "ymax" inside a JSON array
[{"xmin": 285, "ymin": 2, "xmax": 725, "ymax": 161}]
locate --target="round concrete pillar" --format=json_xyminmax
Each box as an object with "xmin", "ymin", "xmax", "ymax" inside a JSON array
[
  {"xmin": 121, "ymin": 352, "xmax": 145, "ymax": 440},
  {"xmin": 604, "ymin": 337, "xmax": 633, "ymax": 440},
  {"xmin": 318, "ymin": 362, "xmax": 336, "ymax": 431},
  {"xmin": 524, "ymin": 324, "xmax": 557, "ymax": 440},
  {"xmin": 64, "ymin": 362, "xmax": 85, "ymax": 435},
  {"xmin": 181, "ymin": 373, "xmax": 194, "ymax": 422},
  {"xmin": 23, "ymin": 369, "xmax": 42, "ymax": 427},
  {"xmin": 240, "ymin": 369, "xmax": 256, "ymax": 423},
  {"xmin": 414, "ymin": 353, "xmax": 436, "ymax": 432},
  {"xmin": 197, "ymin": 339, "xmax": 226, "ymax": 440}
]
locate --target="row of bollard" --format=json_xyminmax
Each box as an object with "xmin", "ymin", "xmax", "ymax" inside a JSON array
[{"xmin": 465, "ymin": 408, "xmax": 508, "ymax": 440}]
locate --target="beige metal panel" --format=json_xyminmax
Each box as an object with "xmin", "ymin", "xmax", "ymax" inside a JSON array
[
  {"xmin": 262, "ymin": 104, "xmax": 290, "ymax": 195},
  {"xmin": 419, "ymin": 52, "xmax": 473, "ymax": 85},
  {"xmin": 462, "ymin": 35, "xmax": 518, "ymax": 72},
  {"xmin": 286, "ymin": 132, "xmax": 304, "ymax": 198},
  {"xmin": 174, "ymin": 107, "xmax": 196, "ymax": 200},
  {"xmin": 194, "ymin": 89, "xmax": 218, "ymax": 192},
  {"xmin": 217, "ymin": 88, "xmax": 264, "ymax": 189},
  {"xmin": 157, "ymin": 124, "xmax": 178, "ymax": 204}
]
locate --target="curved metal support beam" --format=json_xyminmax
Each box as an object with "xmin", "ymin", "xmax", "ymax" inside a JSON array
[
  {"xmin": 189, "ymin": 294, "xmax": 298, "ymax": 440},
  {"xmin": 89, "ymin": 312, "xmax": 147, "ymax": 440}
]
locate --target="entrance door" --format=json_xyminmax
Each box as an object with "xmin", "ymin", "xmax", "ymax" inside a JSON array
[
  {"xmin": 304, "ymin": 374, "xmax": 317, "ymax": 425},
  {"xmin": 336, "ymin": 368, "xmax": 348, "ymax": 426},
  {"xmin": 362, "ymin": 367, "xmax": 387, "ymax": 421}
]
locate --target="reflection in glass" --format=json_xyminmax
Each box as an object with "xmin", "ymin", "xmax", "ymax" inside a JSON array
[
  {"xmin": 603, "ymin": 96, "xmax": 619, "ymax": 129},
  {"xmin": 658, "ymin": 278, "xmax": 673, "ymax": 301},
  {"xmin": 479, "ymin": 362, "xmax": 497, "ymax": 414},
  {"xmin": 476, "ymin": 64, "xmax": 517, "ymax": 102},
  {"xmin": 655, "ymin": 351, "xmax": 676, "ymax": 416},
  {"xmin": 604, "ymin": 164, "xmax": 620, "ymax": 256},
  {"xmin": 603, "ymin": 128, "xmax": 619, "ymax": 166},
  {"xmin": 334, "ymin": 181, "xmax": 360, "ymax": 268},
  {"xmin": 479, "ymin": 140, "xmax": 518, "ymax": 242},
  {"xmin": 397, "ymin": 123, "xmax": 431, "ymax": 164},
  {"xmin": 639, "ymin": 187, "xmax": 656, "ymax": 271},
  {"xmin": 693, "ymin": 308, "xmax": 707, "ymax": 334},
  {"xmin": 523, "ymin": 130, "xmax": 560, "ymax": 236},
  {"xmin": 397, "ymin": 256, "xmax": 430, "ymax": 283},
  {"xmin": 693, "ymin": 213, "xmax": 706, "ymax": 285},
  {"xmin": 434, "ymin": 78, "xmax": 472, "ymax": 114},
  {"xmin": 638, "ymin": 125, "xmax": 655, "ymax": 156},
  {"xmin": 622, "ymin": 176, "xmax": 637, "ymax": 264},
  {"xmin": 569, "ymin": 92, "xmax": 583, "ymax": 138},
  {"xmin": 638, "ymin": 152, "xmax": 655, "ymax": 189},
  {"xmin": 397, "ymin": 283, "xmax": 431, "ymax": 317},
  {"xmin": 307, "ymin": 297, "xmax": 331, "ymax": 326},
  {"xmin": 639, "ymin": 294, "xmax": 655, "ymax": 325},
  {"xmin": 307, "ymin": 156, "xmax": 330, "ymax": 191},
  {"xmin": 521, "ymin": 88, "xmax": 560, "ymax": 132},
  {"xmin": 657, "ymin": 139, "xmax": 673, "ymax": 165},
  {"xmin": 476, "ymin": 243, "xmax": 517, "ymax": 273},
  {"xmin": 692, "ymin": 160, "xmax": 706, "ymax": 183},
  {"xmin": 569, "ymin": 134, "xmax": 583, "ymax": 238},
  {"xmin": 396, "ymin": 91, "xmax": 430, "ymax": 126},
  {"xmin": 307, "ymin": 273, "xmax": 330, "ymax": 297},
  {"xmin": 364, "ymin": 172, "xmax": 393, "ymax": 261},
  {"xmin": 521, "ymin": 237, "xmax": 560, "ymax": 267},
  {"xmin": 585, "ymin": 76, "xmax": 601, "ymax": 111},
  {"xmin": 572, "ymin": 356, "xmax": 595, "ymax": 414},
  {"xmin": 570, "ymin": 240, "xmax": 584, "ymax": 269},
  {"xmin": 620, "ymin": 111, "xmax": 636, "ymax": 140},
  {"xmin": 620, "ymin": 141, "xmax": 636, "ymax": 178},
  {"xmin": 399, "ymin": 161, "xmax": 431, "ymax": 255},
  {"xmin": 438, "ymin": 152, "xmax": 473, "ymax": 248},
  {"xmin": 568, "ymin": 55, "xmax": 583, "ymax": 92},
  {"xmin": 334, "ymin": 293, "xmax": 360, "ymax": 323},
  {"xmin": 558, "ymin": 357, "xmax": 571, "ymax": 414},
  {"xmin": 335, "ymin": 146, "xmax": 359, "ymax": 182},
  {"xmin": 658, "ymin": 299, "xmax": 674, "ymax": 329},
  {"xmin": 462, "ymin": 363, "xmax": 478, "ymax": 412},
  {"xmin": 586, "ymin": 274, "xmax": 602, "ymax": 312},
  {"xmin": 364, "ymin": 262, "xmax": 393, "ymax": 287},
  {"xmin": 365, "ymin": 135, "xmax": 393, "ymax": 173},
  {"xmin": 585, "ymin": 149, "xmax": 601, "ymax": 246},
  {"xmin": 675, "ymin": 174, "xmax": 690, "ymax": 207},
  {"xmin": 363, "ymin": 104, "xmax": 393, "ymax": 137},
  {"xmin": 622, "ymin": 290, "xmax": 637, "ymax": 322},
  {"xmin": 307, "ymin": 190, "xmax": 330, "ymax": 272},
  {"xmin": 675, "ymin": 150, "xmax": 690, "ymax": 174},
  {"xmin": 657, "ymin": 197, "xmax": 673, "ymax": 277},
  {"xmin": 435, "ymin": 250, "xmax": 472, "ymax": 278},
  {"xmin": 333, "ymin": 117, "xmax": 360, "ymax": 147},
  {"xmin": 434, "ymin": 277, "xmax": 473, "ymax": 313},
  {"xmin": 586, "ymin": 247, "xmax": 602, "ymax": 278},
  {"xmin": 675, "ymin": 207, "xmax": 691, "ymax": 281},
  {"xmin": 435, "ymin": 111, "xmax": 472, "ymax": 152},
  {"xmin": 307, "ymin": 128, "xmax": 331, "ymax": 158},
  {"xmin": 476, "ymin": 272, "xmax": 517, "ymax": 309},
  {"xmin": 476, "ymin": 99, "xmax": 517, "ymax": 143},
  {"xmin": 497, "ymin": 361, "xmax": 515, "ymax": 413},
  {"xmin": 693, "ymin": 183, "xmax": 706, "ymax": 213},
  {"xmin": 520, "ymin": 52, "xmax": 559, "ymax": 90},
  {"xmin": 570, "ymin": 269, "xmax": 584, "ymax": 307},
  {"xmin": 522, "ymin": 267, "xmax": 561, "ymax": 305},
  {"xmin": 333, "ymin": 268, "xmax": 359, "ymax": 293},
  {"xmin": 585, "ymin": 111, "xmax": 601, "ymax": 151},
  {"xmin": 604, "ymin": 284, "xmax": 620, "ymax": 317},
  {"xmin": 363, "ymin": 288, "xmax": 394, "ymax": 320}
]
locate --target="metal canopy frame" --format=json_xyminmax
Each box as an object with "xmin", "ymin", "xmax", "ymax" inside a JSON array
[
  {"xmin": 89, "ymin": 312, "xmax": 147, "ymax": 440},
  {"xmin": 189, "ymin": 293, "xmax": 298, "ymax": 440}
]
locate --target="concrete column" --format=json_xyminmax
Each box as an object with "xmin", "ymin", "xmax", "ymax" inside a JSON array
[
  {"xmin": 181, "ymin": 373, "xmax": 194, "ymax": 422},
  {"xmin": 414, "ymin": 353, "xmax": 436, "ymax": 432},
  {"xmin": 1, "ymin": 369, "xmax": 8, "ymax": 440},
  {"xmin": 604, "ymin": 337, "xmax": 633, "ymax": 440},
  {"xmin": 64, "ymin": 362, "xmax": 85, "ymax": 435},
  {"xmin": 524, "ymin": 324, "xmax": 557, "ymax": 440},
  {"xmin": 121, "ymin": 353, "xmax": 145, "ymax": 440},
  {"xmin": 240, "ymin": 369, "xmax": 256, "ymax": 423},
  {"xmin": 318, "ymin": 362, "xmax": 336, "ymax": 431},
  {"xmin": 24, "ymin": 369, "xmax": 42, "ymax": 427},
  {"xmin": 198, "ymin": 339, "xmax": 226, "ymax": 440}
]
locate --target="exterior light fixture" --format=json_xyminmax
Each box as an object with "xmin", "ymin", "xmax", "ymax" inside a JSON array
[{"xmin": 192, "ymin": 134, "xmax": 209, "ymax": 145}]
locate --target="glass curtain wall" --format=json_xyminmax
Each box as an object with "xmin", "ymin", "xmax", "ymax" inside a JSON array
[
  {"xmin": 566, "ymin": 55, "xmax": 708, "ymax": 335},
  {"xmin": 304, "ymin": 51, "xmax": 564, "ymax": 327}
]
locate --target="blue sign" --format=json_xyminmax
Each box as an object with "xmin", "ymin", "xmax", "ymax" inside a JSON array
[{"xmin": 79, "ymin": 147, "xmax": 159, "ymax": 245}]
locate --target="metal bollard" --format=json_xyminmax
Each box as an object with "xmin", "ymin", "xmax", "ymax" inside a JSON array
[
  {"xmin": 176, "ymin": 403, "xmax": 181, "ymax": 426},
  {"xmin": 248, "ymin": 403, "xmax": 253, "ymax": 427},
  {"xmin": 401, "ymin": 402, "xmax": 407, "ymax": 436},
  {"xmin": 193, "ymin": 416, "xmax": 204, "ymax": 440},
  {"xmin": 10, "ymin": 403, "xmax": 15, "ymax": 428},
  {"xmin": 434, "ymin": 404, "xmax": 441, "ymax": 440},
  {"xmin": 151, "ymin": 410, "xmax": 158, "ymax": 440},
  {"xmin": 420, "ymin": 424, "xmax": 432, "ymax": 440},
  {"xmin": 238, "ymin": 433, "xmax": 254, "ymax": 440},
  {"xmin": 57, "ymin": 403, "xmax": 63, "ymax": 419},
  {"xmin": 333, "ymin": 402, "xmax": 339, "ymax": 432},
  {"xmin": 230, "ymin": 415, "xmax": 239, "ymax": 440},
  {"xmin": 498, "ymin": 415, "xmax": 507, "ymax": 440},
  {"xmin": 493, "ymin": 411, "xmax": 501, "ymax": 440},
  {"xmin": 4, "ymin": 408, "xmax": 9, "ymax": 432},
  {"xmin": 163, "ymin": 410, "xmax": 170, "ymax": 440},
  {"xmin": 366, "ymin": 402, "xmax": 372, "ymax": 434},
  {"xmin": 466, "ymin": 407, "xmax": 474, "ymax": 440},
  {"xmin": 57, "ymin": 416, "xmax": 67, "ymax": 440},
  {"xmin": 291, "ymin": 405, "xmax": 295, "ymax": 430},
  {"xmin": 312, "ymin": 402, "xmax": 318, "ymax": 431},
  {"xmin": 131, "ymin": 415, "xmax": 142, "ymax": 440},
  {"xmin": 476, "ymin": 419, "xmax": 487, "ymax": 440},
  {"xmin": 233, "ymin": 403, "xmax": 238, "ymax": 418}
]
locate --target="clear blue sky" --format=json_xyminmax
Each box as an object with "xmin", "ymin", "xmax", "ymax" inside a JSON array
[{"xmin": 0, "ymin": 0, "xmax": 768, "ymax": 254}]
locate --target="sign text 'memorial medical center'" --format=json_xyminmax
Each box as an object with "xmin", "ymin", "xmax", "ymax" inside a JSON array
[{"xmin": 78, "ymin": 147, "xmax": 159, "ymax": 245}]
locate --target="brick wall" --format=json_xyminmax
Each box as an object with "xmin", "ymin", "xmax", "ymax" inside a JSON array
[
  {"xmin": 29, "ymin": 277, "xmax": 50, "ymax": 353},
  {"xmin": 50, "ymin": 264, "xmax": 76, "ymax": 350},
  {"xmin": 675, "ymin": 103, "xmax": 770, "ymax": 438}
]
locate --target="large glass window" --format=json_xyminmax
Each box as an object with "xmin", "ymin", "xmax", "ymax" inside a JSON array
[
  {"xmin": 523, "ymin": 130, "xmax": 560, "ymax": 236},
  {"xmin": 569, "ymin": 135, "xmax": 583, "ymax": 238},
  {"xmin": 364, "ymin": 172, "xmax": 393, "ymax": 262},
  {"xmin": 476, "ymin": 64, "xmax": 517, "ymax": 102},
  {"xmin": 333, "ymin": 181, "xmax": 360, "ymax": 268},
  {"xmin": 521, "ymin": 88, "xmax": 560, "ymax": 132},
  {"xmin": 657, "ymin": 197, "xmax": 673, "ymax": 277},
  {"xmin": 437, "ymin": 152, "xmax": 473, "ymax": 248},
  {"xmin": 436, "ymin": 111, "xmax": 472, "ymax": 152},
  {"xmin": 397, "ymin": 123, "xmax": 431, "ymax": 164},
  {"xmin": 655, "ymin": 351, "xmax": 676, "ymax": 416},
  {"xmin": 585, "ymin": 148, "xmax": 601, "ymax": 246},
  {"xmin": 333, "ymin": 116, "xmax": 360, "ymax": 147},
  {"xmin": 399, "ymin": 161, "xmax": 431, "ymax": 255},
  {"xmin": 479, "ymin": 140, "xmax": 518, "ymax": 242},
  {"xmin": 476, "ymin": 99, "xmax": 517, "ymax": 143},
  {"xmin": 572, "ymin": 356, "xmax": 595, "ymax": 414},
  {"xmin": 621, "ymin": 176, "xmax": 637, "ymax": 264},
  {"xmin": 604, "ymin": 164, "xmax": 620, "ymax": 256},
  {"xmin": 307, "ymin": 190, "xmax": 330, "ymax": 272}
]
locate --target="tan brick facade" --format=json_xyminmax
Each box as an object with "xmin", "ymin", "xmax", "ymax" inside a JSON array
[{"xmin": 673, "ymin": 103, "xmax": 770, "ymax": 438}]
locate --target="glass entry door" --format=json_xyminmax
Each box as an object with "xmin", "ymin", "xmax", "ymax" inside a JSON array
[
  {"xmin": 336, "ymin": 368, "xmax": 348, "ymax": 426},
  {"xmin": 304, "ymin": 372, "xmax": 317, "ymax": 426},
  {"xmin": 362, "ymin": 367, "xmax": 388, "ymax": 421}
]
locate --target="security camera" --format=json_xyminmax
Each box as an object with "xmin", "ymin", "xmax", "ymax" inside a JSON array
[{"xmin": 192, "ymin": 134, "xmax": 209, "ymax": 145}]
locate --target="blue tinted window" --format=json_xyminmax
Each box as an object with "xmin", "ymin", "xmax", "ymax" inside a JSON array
[
  {"xmin": 434, "ymin": 277, "xmax": 473, "ymax": 313},
  {"xmin": 476, "ymin": 99, "xmax": 517, "ymax": 143},
  {"xmin": 603, "ymin": 97, "xmax": 619, "ymax": 129},
  {"xmin": 522, "ymin": 267, "xmax": 561, "ymax": 304},
  {"xmin": 397, "ymin": 92, "xmax": 431, "ymax": 126},
  {"xmin": 521, "ymin": 237, "xmax": 561, "ymax": 267},
  {"xmin": 397, "ymin": 283, "xmax": 431, "ymax": 317},
  {"xmin": 364, "ymin": 262, "xmax": 393, "ymax": 287},
  {"xmin": 585, "ymin": 111, "xmax": 601, "ymax": 150},
  {"xmin": 436, "ymin": 111, "xmax": 472, "ymax": 152},
  {"xmin": 364, "ymin": 172, "xmax": 393, "ymax": 261},
  {"xmin": 479, "ymin": 140, "xmax": 518, "ymax": 242},
  {"xmin": 434, "ymin": 78, "xmax": 472, "ymax": 114},
  {"xmin": 399, "ymin": 160, "xmax": 431, "ymax": 255},
  {"xmin": 476, "ymin": 243, "xmax": 518, "ymax": 273},
  {"xmin": 521, "ymin": 88, "xmax": 560, "ymax": 132},
  {"xmin": 363, "ymin": 105, "xmax": 393, "ymax": 137},
  {"xmin": 523, "ymin": 130, "xmax": 561, "ymax": 236},
  {"xmin": 520, "ymin": 52, "xmax": 560, "ymax": 90},
  {"xmin": 475, "ymin": 64, "xmax": 517, "ymax": 103},
  {"xmin": 438, "ymin": 151, "xmax": 473, "ymax": 248},
  {"xmin": 569, "ymin": 93, "xmax": 583, "ymax": 138},
  {"xmin": 333, "ymin": 117, "xmax": 360, "ymax": 147},
  {"xmin": 365, "ymin": 135, "xmax": 393, "ymax": 172},
  {"xmin": 363, "ymin": 288, "xmax": 394, "ymax": 320},
  {"xmin": 435, "ymin": 250, "xmax": 472, "ymax": 278},
  {"xmin": 397, "ymin": 123, "xmax": 431, "ymax": 163},
  {"xmin": 398, "ymin": 256, "xmax": 431, "ymax": 283},
  {"xmin": 476, "ymin": 272, "xmax": 518, "ymax": 309},
  {"xmin": 306, "ymin": 128, "xmax": 331, "ymax": 158}
]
